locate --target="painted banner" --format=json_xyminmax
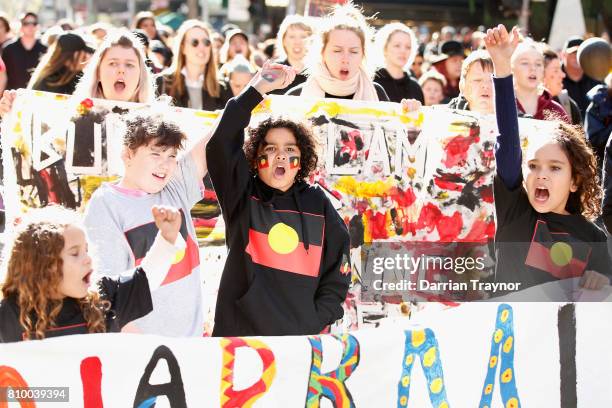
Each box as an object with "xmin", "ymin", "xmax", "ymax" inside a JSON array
[{"xmin": 1, "ymin": 302, "xmax": 611, "ymax": 406}]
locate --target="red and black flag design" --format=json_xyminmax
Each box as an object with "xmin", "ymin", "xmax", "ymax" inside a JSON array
[
  {"xmin": 257, "ymin": 155, "xmax": 269, "ymax": 169},
  {"xmin": 245, "ymin": 199, "xmax": 324, "ymax": 277},
  {"xmin": 525, "ymin": 220, "xmax": 591, "ymax": 279},
  {"xmin": 125, "ymin": 210, "xmax": 200, "ymax": 286}
]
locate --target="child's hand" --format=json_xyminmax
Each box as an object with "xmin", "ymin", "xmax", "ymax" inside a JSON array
[
  {"xmin": 400, "ymin": 98, "xmax": 422, "ymax": 113},
  {"xmin": 484, "ymin": 24, "xmax": 520, "ymax": 78},
  {"xmin": 0, "ymin": 90, "xmax": 16, "ymax": 118},
  {"xmin": 152, "ymin": 205, "xmax": 182, "ymax": 244},
  {"xmin": 580, "ymin": 270, "xmax": 610, "ymax": 290},
  {"xmin": 252, "ymin": 61, "xmax": 296, "ymax": 95}
]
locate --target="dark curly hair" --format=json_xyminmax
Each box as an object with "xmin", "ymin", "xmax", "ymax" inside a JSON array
[
  {"xmin": 553, "ymin": 122, "xmax": 601, "ymax": 220},
  {"xmin": 244, "ymin": 117, "xmax": 318, "ymax": 183}
]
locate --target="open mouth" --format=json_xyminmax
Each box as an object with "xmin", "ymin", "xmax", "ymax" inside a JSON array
[
  {"xmin": 292, "ymin": 47, "xmax": 303, "ymax": 54},
  {"xmin": 153, "ymin": 172, "xmax": 166, "ymax": 181},
  {"xmin": 339, "ymin": 69, "xmax": 350, "ymax": 79},
  {"xmin": 114, "ymin": 79, "xmax": 126, "ymax": 92},
  {"xmin": 83, "ymin": 271, "xmax": 93, "ymax": 285},
  {"xmin": 534, "ymin": 187, "xmax": 549, "ymax": 202},
  {"xmin": 274, "ymin": 166, "xmax": 286, "ymax": 178},
  {"xmin": 528, "ymin": 75, "xmax": 538, "ymax": 81}
]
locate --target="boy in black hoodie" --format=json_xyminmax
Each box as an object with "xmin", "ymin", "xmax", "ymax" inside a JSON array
[{"xmin": 206, "ymin": 62, "xmax": 351, "ymax": 336}]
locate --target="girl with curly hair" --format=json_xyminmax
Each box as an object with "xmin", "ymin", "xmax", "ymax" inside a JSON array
[
  {"xmin": 0, "ymin": 204, "xmax": 184, "ymax": 342},
  {"xmin": 206, "ymin": 62, "xmax": 351, "ymax": 336},
  {"xmin": 485, "ymin": 25, "xmax": 610, "ymax": 295}
]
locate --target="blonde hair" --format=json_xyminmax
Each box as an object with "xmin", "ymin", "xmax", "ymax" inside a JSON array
[
  {"xmin": 418, "ymin": 69, "xmax": 447, "ymax": 88},
  {"xmin": 28, "ymin": 39, "xmax": 87, "ymax": 90},
  {"xmin": 305, "ymin": 2, "xmax": 375, "ymax": 77},
  {"xmin": 73, "ymin": 30, "xmax": 155, "ymax": 103},
  {"xmin": 163, "ymin": 19, "xmax": 220, "ymax": 99},
  {"xmin": 275, "ymin": 14, "xmax": 314, "ymax": 61},
  {"xmin": 374, "ymin": 22, "xmax": 418, "ymax": 69},
  {"xmin": 1, "ymin": 206, "xmax": 108, "ymax": 340}
]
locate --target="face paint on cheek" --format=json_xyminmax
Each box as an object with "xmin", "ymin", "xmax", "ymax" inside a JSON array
[
  {"xmin": 257, "ymin": 155, "xmax": 269, "ymax": 169},
  {"xmin": 289, "ymin": 156, "xmax": 300, "ymax": 169}
]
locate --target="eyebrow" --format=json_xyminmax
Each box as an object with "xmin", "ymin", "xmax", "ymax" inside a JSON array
[
  {"xmin": 106, "ymin": 57, "xmax": 138, "ymax": 63},
  {"xmin": 66, "ymin": 245, "xmax": 80, "ymax": 251},
  {"xmin": 528, "ymin": 159, "xmax": 566, "ymax": 164}
]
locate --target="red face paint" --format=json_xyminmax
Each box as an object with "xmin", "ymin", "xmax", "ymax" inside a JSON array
[
  {"xmin": 289, "ymin": 156, "xmax": 300, "ymax": 169},
  {"xmin": 257, "ymin": 155, "xmax": 269, "ymax": 169}
]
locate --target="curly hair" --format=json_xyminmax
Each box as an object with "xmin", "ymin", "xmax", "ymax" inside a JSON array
[
  {"xmin": 1, "ymin": 206, "xmax": 108, "ymax": 340},
  {"xmin": 244, "ymin": 117, "xmax": 318, "ymax": 183},
  {"xmin": 552, "ymin": 122, "xmax": 601, "ymax": 219}
]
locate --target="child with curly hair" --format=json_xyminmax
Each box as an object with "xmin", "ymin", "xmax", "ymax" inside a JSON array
[
  {"xmin": 206, "ymin": 62, "xmax": 351, "ymax": 336},
  {"xmin": 0, "ymin": 204, "xmax": 184, "ymax": 342},
  {"xmin": 485, "ymin": 25, "xmax": 611, "ymax": 294}
]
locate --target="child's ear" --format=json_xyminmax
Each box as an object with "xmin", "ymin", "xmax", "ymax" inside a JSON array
[{"xmin": 121, "ymin": 147, "xmax": 133, "ymax": 165}]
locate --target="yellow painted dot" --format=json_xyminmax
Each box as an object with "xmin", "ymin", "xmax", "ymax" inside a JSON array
[
  {"xmin": 500, "ymin": 309, "xmax": 509, "ymax": 323},
  {"xmin": 423, "ymin": 346, "xmax": 437, "ymax": 367},
  {"xmin": 401, "ymin": 375, "xmax": 410, "ymax": 387},
  {"xmin": 268, "ymin": 223, "xmax": 299, "ymax": 254},
  {"xmin": 430, "ymin": 378, "xmax": 443, "ymax": 394},
  {"xmin": 484, "ymin": 384, "xmax": 493, "ymax": 395},
  {"xmin": 550, "ymin": 242, "xmax": 572, "ymax": 266},
  {"xmin": 439, "ymin": 402, "xmax": 449, "ymax": 408},
  {"xmin": 506, "ymin": 397, "xmax": 519, "ymax": 408},
  {"xmin": 489, "ymin": 356, "xmax": 498, "ymax": 368},
  {"xmin": 494, "ymin": 329, "xmax": 503, "ymax": 343},
  {"xmin": 405, "ymin": 354, "xmax": 414, "ymax": 366},
  {"xmin": 400, "ymin": 396, "xmax": 408, "ymax": 406},
  {"xmin": 503, "ymin": 336, "xmax": 514, "ymax": 354},
  {"xmin": 501, "ymin": 368, "xmax": 513, "ymax": 383},
  {"xmin": 412, "ymin": 330, "xmax": 426, "ymax": 348},
  {"xmin": 172, "ymin": 248, "xmax": 186, "ymax": 264}
]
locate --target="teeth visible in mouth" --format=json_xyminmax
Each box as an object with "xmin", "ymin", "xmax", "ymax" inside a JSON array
[
  {"xmin": 153, "ymin": 173, "xmax": 166, "ymax": 179},
  {"xmin": 535, "ymin": 187, "xmax": 549, "ymax": 200}
]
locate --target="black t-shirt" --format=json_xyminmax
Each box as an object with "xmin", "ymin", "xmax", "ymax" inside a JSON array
[
  {"xmin": 0, "ymin": 268, "xmax": 152, "ymax": 342},
  {"xmin": 493, "ymin": 176, "xmax": 611, "ymax": 292},
  {"xmin": 373, "ymin": 68, "xmax": 424, "ymax": 104},
  {"xmin": 2, "ymin": 38, "xmax": 47, "ymax": 90}
]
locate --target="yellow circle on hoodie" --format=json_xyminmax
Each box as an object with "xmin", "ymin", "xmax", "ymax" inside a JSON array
[
  {"xmin": 550, "ymin": 242, "xmax": 572, "ymax": 266},
  {"xmin": 268, "ymin": 223, "xmax": 299, "ymax": 254}
]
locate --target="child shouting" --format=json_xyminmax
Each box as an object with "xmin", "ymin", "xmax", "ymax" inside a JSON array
[{"xmin": 207, "ymin": 62, "xmax": 351, "ymax": 336}]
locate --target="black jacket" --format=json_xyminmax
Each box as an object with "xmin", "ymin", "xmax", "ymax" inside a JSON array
[
  {"xmin": 157, "ymin": 73, "xmax": 232, "ymax": 110},
  {"xmin": 33, "ymin": 69, "xmax": 82, "ymax": 95},
  {"xmin": 206, "ymin": 86, "xmax": 351, "ymax": 336},
  {"xmin": 373, "ymin": 68, "xmax": 424, "ymax": 104}
]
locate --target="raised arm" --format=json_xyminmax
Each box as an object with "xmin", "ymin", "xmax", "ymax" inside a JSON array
[{"xmin": 484, "ymin": 25, "xmax": 522, "ymax": 190}]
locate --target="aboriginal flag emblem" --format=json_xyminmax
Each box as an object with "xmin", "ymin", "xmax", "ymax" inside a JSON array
[
  {"xmin": 524, "ymin": 220, "xmax": 591, "ymax": 279},
  {"xmin": 125, "ymin": 210, "xmax": 200, "ymax": 286},
  {"xmin": 245, "ymin": 199, "xmax": 324, "ymax": 277}
]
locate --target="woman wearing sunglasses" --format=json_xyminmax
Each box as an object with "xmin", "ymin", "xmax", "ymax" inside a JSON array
[{"xmin": 158, "ymin": 19, "xmax": 231, "ymax": 110}]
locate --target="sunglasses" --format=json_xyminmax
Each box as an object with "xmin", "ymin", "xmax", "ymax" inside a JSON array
[
  {"xmin": 22, "ymin": 21, "xmax": 38, "ymax": 26},
  {"xmin": 190, "ymin": 38, "xmax": 211, "ymax": 48}
]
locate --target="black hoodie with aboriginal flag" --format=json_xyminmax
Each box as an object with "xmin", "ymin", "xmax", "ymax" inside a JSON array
[{"xmin": 206, "ymin": 86, "xmax": 351, "ymax": 336}]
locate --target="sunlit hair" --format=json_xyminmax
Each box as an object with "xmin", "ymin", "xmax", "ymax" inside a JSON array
[
  {"xmin": 305, "ymin": 2, "xmax": 375, "ymax": 77},
  {"xmin": 374, "ymin": 22, "xmax": 418, "ymax": 69},
  {"xmin": 510, "ymin": 38, "xmax": 543, "ymax": 68},
  {"xmin": 219, "ymin": 29, "xmax": 252, "ymax": 65},
  {"xmin": 73, "ymin": 29, "xmax": 155, "ymax": 103},
  {"xmin": 458, "ymin": 49, "xmax": 493, "ymax": 92},
  {"xmin": 163, "ymin": 19, "xmax": 220, "ymax": 99},
  {"xmin": 132, "ymin": 11, "xmax": 156, "ymax": 31},
  {"xmin": 275, "ymin": 14, "xmax": 314, "ymax": 61},
  {"xmin": 418, "ymin": 69, "xmax": 447, "ymax": 88},
  {"xmin": 28, "ymin": 37, "xmax": 89, "ymax": 91},
  {"xmin": 0, "ymin": 206, "xmax": 108, "ymax": 340}
]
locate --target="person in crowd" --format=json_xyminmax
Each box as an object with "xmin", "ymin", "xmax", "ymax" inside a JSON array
[
  {"xmin": 447, "ymin": 49, "xmax": 494, "ymax": 114},
  {"xmin": 207, "ymin": 62, "xmax": 351, "ymax": 336},
  {"xmin": 431, "ymin": 40, "xmax": 465, "ymax": 102},
  {"xmin": 219, "ymin": 29, "xmax": 253, "ymax": 66},
  {"xmin": 562, "ymin": 36, "xmax": 603, "ymax": 116},
  {"xmin": 2, "ymin": 12, "xmax": 47, "ymax": 90},
  {"xmin": 485, "ymin": 24, "xmax": 610, "ymax": 295},
  {"xmin": 410, "ymin": 47, "xmax": 425, "ymax": 79},
  {"xmin": 268, "ymin": 14, "xmax": 313, "ymax": 95},
  {"xmin": 373, "ymin": 22, "xmax": 424, "ymax": 104},
  {"xmin": 511, "ymin": 39, "xmax": 570, "ymax": 123},
  {"xmin": 287, "ymin": 3, "xmax": 389, "ymax": 101},
  {"xmin": 223, "ymin": 54, "xmax": 257, "ymax": 96},
  {"xmin": 28, "ymin": 32, "xmax": 94, "ymax": 95},
  {"xmin": 158, "ymin": 19, "xmax": 232, "ymax": 111},
  {"xmin": 541, "ymin": 45, "xmax": 582, "ymax": 125},
  {"xmin": 84, "ymin": 111, "xmax": 212, "ymax": 337},
  {"xmin": 0, "ymin": 204, "xmax": 184, "ymax": 342},
  {"xmin": 592, "ymin": 75, "xmax": 612, "ymax": 215},
  {"xmin": 419, "ymin": 70, "xmax": 446, "ymax": 106},
  {"xmin": 0, "ymin": 13, "xmax": 12, "ymax": 52},
  {"xmin": 132, "ymin": 29, "xmax": 163, "ymax": 74}
]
